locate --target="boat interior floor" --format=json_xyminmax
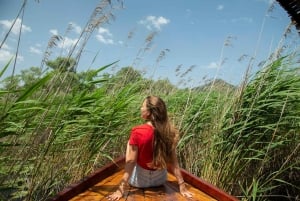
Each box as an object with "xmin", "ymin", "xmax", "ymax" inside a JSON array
[{"xmin": 70, "ymin": 169, "xmax": 217, "ymax": 201}]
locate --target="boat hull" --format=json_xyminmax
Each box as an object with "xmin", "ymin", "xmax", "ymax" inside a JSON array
[{"xmin": 51, "ymin": 156, "xmax": 239, "ymax": 201}]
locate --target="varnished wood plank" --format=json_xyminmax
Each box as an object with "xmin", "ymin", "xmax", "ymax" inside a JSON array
[
  {"xmin": 172, "ymin": 168, "xmax": 239, "ymax": 201},
  {"xmin": 71, "ymin": 172, "xmax": 217, "ymax": 201},
  {"xmin": 165, "ymin": 174, "xmax": 217, "ymax": 201},
  {"xmin": 70, "ymin": 169, "xmax": 125, "ymax": 201},
  {"xmin": 143, "ymin": 187, "xmax": 166, "ymax": 201},
  {"xmin": 52, "ymin": 156, "xmax": 239, "ymax": 201},
  {"xmin": 142, "ymin": 182, "xmax": 183, "ymax": 201},
  {"xmin": 52, "ymin": 156, "xmax": 125, "ymax": 201},
  {"xmin": 125, "ymin": 187, "xmax": 145, "ymax": 201}
]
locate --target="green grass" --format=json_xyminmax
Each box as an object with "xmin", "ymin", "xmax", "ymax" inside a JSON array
[
  {"xmin": 0, "ymin": 1, "xmax": 299, "ymax": 200},
  {"xmin": 1, "ymin": 49, "xmax": 299, "ymax": 201}
]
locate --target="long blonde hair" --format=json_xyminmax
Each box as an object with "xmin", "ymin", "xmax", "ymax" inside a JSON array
[{"xmin": 145, "ymin": 96, "xmax": 179, "ymax": 169}]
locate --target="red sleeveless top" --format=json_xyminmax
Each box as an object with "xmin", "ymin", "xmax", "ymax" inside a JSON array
[{"xmin": 129, "ymin": 124, "xmax": 155, "ymax": 170}]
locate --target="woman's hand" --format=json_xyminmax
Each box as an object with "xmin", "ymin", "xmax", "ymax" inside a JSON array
[
  {"xmin": 179, "ymin": 183, "xmax": 193, "ymax": 198},
  {"xmin": 107, "ymin": 180, "xmax": 126, "ymax": 201},
  {"xmin": 108, "ymin": 143, "xmax": 137, "ymax": 200},
  {"xmin": 107, "ymin": 189, "xmax": 123, "ymax": 201}
]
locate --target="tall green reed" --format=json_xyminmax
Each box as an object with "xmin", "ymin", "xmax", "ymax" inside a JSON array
[
  {"xmin": 1, "ymin": 0, "xmax": 299, "ymax": 200},
  {"xmin": 214, "ymin": 54, "xmax": 300, "ymax": 200}
]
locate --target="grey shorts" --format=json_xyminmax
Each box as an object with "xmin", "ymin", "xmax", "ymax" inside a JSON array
[{"xmin": 129, "ymin": 164, "xmax": 167, "ymax": 188}]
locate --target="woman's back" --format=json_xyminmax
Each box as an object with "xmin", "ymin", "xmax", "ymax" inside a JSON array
[{"xmin": 129, "ymin": 123, "xmax": 155, "ymax": 170}]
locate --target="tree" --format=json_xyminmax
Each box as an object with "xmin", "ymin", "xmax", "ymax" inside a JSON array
[
  {"xmin": 46, "ymin": 57, "xmax": 76, "ymax": 73},
  {"xmin": 20, "ymin": 67, "xmax": 42, "ymax": 87},
  {"xmin": 150, "ymin": 78, "xmax": 176, "ymax": 95},
  {"xmin": 115, "ymin": 66, "xmax": 143, "ymax": 85},
  {"xmin": 0, "ymin": 75, "xmax": 20, "ymax": 91},
  {"xmin": 45, "ymin": 57, "xmax": 78, "ymax": 93}
]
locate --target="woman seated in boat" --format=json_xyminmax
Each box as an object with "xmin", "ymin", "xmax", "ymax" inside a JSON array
[{"xmin": 108, "ymin": 95, "xmax": 193, "ymax": 200}]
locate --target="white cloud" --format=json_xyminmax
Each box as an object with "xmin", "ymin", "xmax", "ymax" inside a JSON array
[
  {"xmin": 207, "ymin": 62, "xmax": 219, "ymax": 69},
  {"xmin": 98, "ymin": 27, "xmax": 112, "ymax": 36},
  {"xmin": 69, "ymin": 22, "xmax": 82, "ymax": 34},
  {"xmin": 57, "ymin": 37, "xmax": 79, "ymax": 49},
  {"xmin": 0, "ymin": 49, "xmax": 14, "ymax": 62},
  {"xmin": 17, "ymin": 55, "xmax": 24, "ymax": 62},
  {"xmin": 1, "ymin": 43, "xmax": 10, "ymax": 50},
  {"xmin": 139, "ymin": 16, "xmax": 170, "ymax": 30},
  {"xmin": 49, "ymin": 29, "xmax": 79, "ymax": 51},
  {"xmin": 0, "ymin": 49, "xmax": 23, "ymax": 63},
  {"xmin": 29, "ymin": 46, "xmax": 42, "ymax": 55},
  {"xmin": 217, "ymin": 5, "xmax": 224, "ymax": 11},
  {"xmin": 0, "ymin": 18, "xmax": 31, "ymax": 35},
  {"xmin": 50, "ymin": 29, "xmax": 58, "ymax": 35},
  {"xmin": 0, "ymin": 43, "xmax": 14, "ymax": 63},
  {"xmin": 96, "ymin": 27, "xmax": 114, "ymax": 44},
  {"xmin": 96, "ymin": 35, "xmax": 113, "ymax": 44}
]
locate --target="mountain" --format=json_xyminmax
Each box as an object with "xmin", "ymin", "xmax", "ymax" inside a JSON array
[{"xmin": 192, "ymin": 79, "xmax": 237, "ymax": 92}]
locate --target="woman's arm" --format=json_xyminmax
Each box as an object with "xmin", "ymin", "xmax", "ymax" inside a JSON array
[
  {"xmin": 122, "ymin": 141, "xmax": 138, "ymax": 182},
  {"xmin": 169, "ymin": 149, "xmax": 193, "ymax": 198},
  {"xmin": 107, "ymin": 141, "xmax": 138, "ymax": 201}
]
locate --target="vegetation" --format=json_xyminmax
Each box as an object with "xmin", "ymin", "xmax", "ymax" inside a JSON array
[{"xmin": 0, "ymin": 1, "xmax": 299, "ymax": 201}]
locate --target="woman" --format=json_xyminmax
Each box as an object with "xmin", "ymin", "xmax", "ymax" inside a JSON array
[{"xmin": 107, "ymin": 96, "xmax": 192, "ymax": 200}]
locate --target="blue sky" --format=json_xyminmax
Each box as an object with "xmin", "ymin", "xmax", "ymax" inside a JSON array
[{"xmin": 0, "ymin": 0, "xmax": 299, "ymax": 87}]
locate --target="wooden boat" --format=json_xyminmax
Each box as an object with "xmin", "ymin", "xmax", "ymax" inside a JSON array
[{"xmin": 51, "ymin": 156, "xmax": 239, "ymax": 201}]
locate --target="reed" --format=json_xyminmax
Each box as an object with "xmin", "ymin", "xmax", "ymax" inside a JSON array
[
  {"xmin": 0, "ymin": 1, "xmax": 299, "ymax": 200},
  {"xmin": 212, "ymin": 54, "xmax": 300, "ymax": 200}
]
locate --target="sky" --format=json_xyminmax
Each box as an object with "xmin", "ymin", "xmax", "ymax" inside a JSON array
[{"xmin": 0, "ymin": 0, "xmax": 299, "ymax": 87}]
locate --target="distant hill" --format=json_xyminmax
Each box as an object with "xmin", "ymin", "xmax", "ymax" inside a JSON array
[{"xmin": 192, "ymin": 79, "xmax": 237, "ymax": 92}]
